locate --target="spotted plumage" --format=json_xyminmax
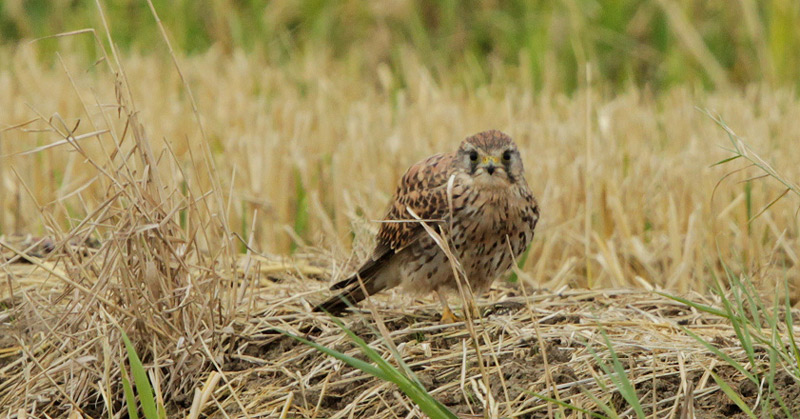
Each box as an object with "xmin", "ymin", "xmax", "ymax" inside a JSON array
[{"xmin": 315, "ymin": 130, "xmax": 539, "ymax": 321}]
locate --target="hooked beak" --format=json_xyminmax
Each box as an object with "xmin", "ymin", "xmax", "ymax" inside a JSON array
[{"xmin": 481, "ymin": 155, "xmax": 499, "ymax": 175}]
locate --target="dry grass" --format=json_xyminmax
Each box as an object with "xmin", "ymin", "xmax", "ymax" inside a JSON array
[
  {"xmin": 220, "ymin": 284, "xmax": 800, "ymax": 418},
  {"xmin": 3, "ymin": 259, "xmax": 798, "ymax": 417},
  {"xmin": 1, "ymin": 17, "xmax": 800, "ymax": 418}
]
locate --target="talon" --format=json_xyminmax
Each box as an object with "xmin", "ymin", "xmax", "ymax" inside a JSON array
[
  {"xmin": 440, "ymin": 305, "xmax": 460, "ymax": 324},
  {"xmin": 436, "ymin": 289, "xmax": 461, "ymax": 324}
]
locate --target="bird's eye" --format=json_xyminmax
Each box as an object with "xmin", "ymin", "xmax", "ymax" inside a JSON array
[
  {"xmin": 469, "ymin": 151, "xmax": 478, "ymax": 162},
  {"xmin": 502, "ymin": 150, "xmax": 512, "ymax": 161}
]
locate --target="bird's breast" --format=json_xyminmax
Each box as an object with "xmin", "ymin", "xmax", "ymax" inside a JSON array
[
  {"xmin": 450, "ymin": 185, "xmax": 534, "ymax": 252},
  {"xmin": 452, "ymin": 192, "xmax": 509, "ymax": 238}
]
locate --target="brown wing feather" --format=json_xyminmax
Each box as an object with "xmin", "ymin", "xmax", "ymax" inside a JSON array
[{"xmin": 372, "ymin": 152, "xmax": 456, "ymax": 258}]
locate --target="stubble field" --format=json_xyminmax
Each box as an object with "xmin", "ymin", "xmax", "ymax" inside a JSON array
[{"xmin": 1, "ymin": 3, "xmax": 800, "ymax": 418}]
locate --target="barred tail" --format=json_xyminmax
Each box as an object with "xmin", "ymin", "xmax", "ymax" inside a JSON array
[
  {"xmin": 313, "ymin": 282, "xmax": 371, "ymax": 315},
  {"xmin": 314, "ymin": 252, "xmax": 395, "ymax": 315}
]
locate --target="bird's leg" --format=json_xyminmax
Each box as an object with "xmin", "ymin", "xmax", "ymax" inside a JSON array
[
  {"xmin": 464, "ymin": 297, "xmax": 481, "ymax": 319},
  {"xmin": 436, "ymin": 289, "xmax": 459, "ymax": 324}
]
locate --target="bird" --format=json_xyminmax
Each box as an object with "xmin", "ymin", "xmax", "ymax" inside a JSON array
[{"xmin": 314, "ymin": 130, "xmax": 539, "ymax": 323}]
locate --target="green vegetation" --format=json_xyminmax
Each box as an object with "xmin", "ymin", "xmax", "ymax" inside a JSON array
[
  {"xmin": 661, "ymin": 268, "xmax": 800, "ymax": 417},
  {"xmin": 121, "ymin": 330, "xmax": 166, "ymax": 419},
  {"xmin": 3, "ymin": 1, "xmax": 800, "ymax": 91},
  {"xmin": 280, "ymin": 316, "xmax": 458, "ymax": 419}
]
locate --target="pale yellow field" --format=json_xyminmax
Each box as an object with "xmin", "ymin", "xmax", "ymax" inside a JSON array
[{"xmin": 2, "ymin": 45, "xmax": 798, "ymax": 298}]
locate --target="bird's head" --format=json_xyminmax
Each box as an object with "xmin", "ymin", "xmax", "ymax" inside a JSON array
[{"xmin": 457, "ymin": 130, "xmax": 524, "ymax": 188}]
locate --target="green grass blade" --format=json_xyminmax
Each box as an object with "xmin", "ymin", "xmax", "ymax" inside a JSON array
[
  {"xmin": 120, "ymin": 331, "xmax": 159, "ymax": 419},
  {"xmin": 716, "ymin": 273, "xmax": 759, "ymax": 377},
  {"xmin": 291, "ymin": 167, "xmax": 308, "ymax": 254},
  {"xmin": 276, "ymin": 322, "xmax": 457, "ymax": 419},
  {"xmin": 584, "ymin": 343, "xmax": 611, "ymax": 393},
  {"xmin": 583, "ymin": 337, "xmax": 630, "ymax": 418},
  {"xmin": 583, "ymin": 389, "xmax": 622, "ymax": 419},
  {"xmin": 681, "ymin": 327, "xmax": 758, "ymax": 384},
  {"xmin": 709, "ymin": 371, "xmax": 756, "ymax": 418},
  {"xmin": 327, "ymin": 315, "xmax": 425, "ymax": 388},
  {"xmin": 239, "ymin": 202, "xmax": 248, "ymax": 254},
  {"xmin": 734, "ymin": 271, "xmax": 764, "ymax": 327},
  {"xmin": 277, "ymin": 329, "xmax": 391, "ymax": 381},
  {"xmin": 179, "ymin": 179, "xmax": 187, "ymax": 229},
  {"xmin": 507, "ymin": 246, "xmax": 531, "ymax": 283},
  {"xmin": 784, "ymin": 286, "xmax": 800, "ymax": 377},
  {"xmin": 663, "ymin": 281, "xmax": 763, "ymax": 384},
  {"xmin": 326, "ymin": 318, "xmax": 457, "ymax": 418},
  {"xmin": 656, "ymin": 292, "xmax": 728, "ymax": 317},
  {"xmin": 120, "ymin": 365, "xmax": 139, "ymax": 419},
  {"xmin": 710, "ymin": 154, "xmax": 742, "ymax": 167},
  {"xmin": 600, "ymin": 331, "xmax": 645, "ymax": 419},
  {"xmin": 766, "ymin": 347, "xmax": 792, "ymax": 417},
  {"xmin": 329, "ymin": 317, "xmax": 401, "ymax": 370},
  {"xmin": 748, "ymin": 188, "xmax": 790, "ymax": 224}
]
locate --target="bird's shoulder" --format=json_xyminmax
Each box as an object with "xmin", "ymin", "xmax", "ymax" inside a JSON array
[{"xmin": 373, "ymin": 152, "xmax": 458, "ymax": 256}]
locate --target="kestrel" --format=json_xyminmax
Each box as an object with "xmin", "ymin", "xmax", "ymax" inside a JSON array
[{"xmin": 315, "ymin": 130, "xmax": 539, "ymax": 322}]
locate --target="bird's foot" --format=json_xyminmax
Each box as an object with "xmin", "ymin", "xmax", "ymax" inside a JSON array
[
  {"xmin": 439, "ymin": 302, "xmax": 483, "ymax": 324},
  {"xmin": 439, "ymin": 305, "xmax": 460, "ymax": 324}
]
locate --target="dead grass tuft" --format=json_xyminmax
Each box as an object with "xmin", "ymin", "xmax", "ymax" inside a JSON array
[{"xmin": 0, "ymin": 25, "xmax": 239, "ymax": 416}]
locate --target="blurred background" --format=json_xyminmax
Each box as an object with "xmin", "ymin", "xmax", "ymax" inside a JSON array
[{"xmin": 2, "ymin": 0, "xmax": 800, "ymax": 91}]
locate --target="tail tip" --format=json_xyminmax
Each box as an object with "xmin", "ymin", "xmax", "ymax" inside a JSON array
[{"xmin": 312, "ymin": 295, "xmax": 351, "ymax": 315}]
